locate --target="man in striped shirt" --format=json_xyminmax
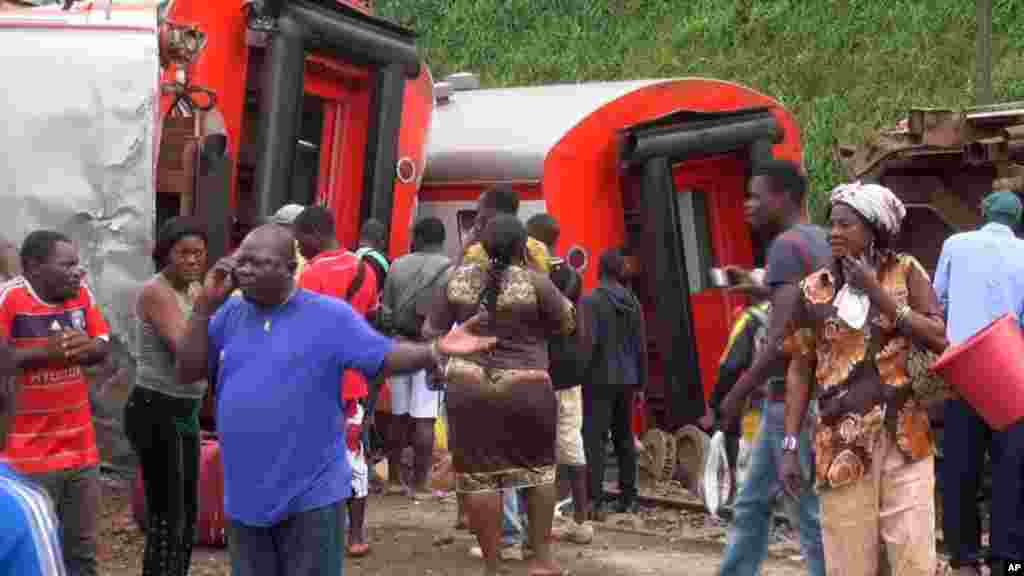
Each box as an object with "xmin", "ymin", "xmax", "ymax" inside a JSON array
[
  {"xmin": 0, "ymin": 230, "xmax": 110, "ymax": 576},
  {"xmin": 0, "ymin": 335, "xmax": 68, "ymax": 575}
]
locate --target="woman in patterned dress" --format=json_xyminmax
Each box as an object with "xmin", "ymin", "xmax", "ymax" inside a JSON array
[
  {"xmin": 427, "ymin": 215, "xmax": 574, "ymax": 576},
  {"xmin": 781, "ymin": 182, "xmax": 948, "ymax": 575}
]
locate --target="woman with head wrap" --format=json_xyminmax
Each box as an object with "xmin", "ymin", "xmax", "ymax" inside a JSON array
[
  {"xmin": 425, "ymin": 215, "xmax": 574, "ymax": 576},
  {"xmin": 779, "ymin": 182, "xmax": 947, "ymax": 575}
]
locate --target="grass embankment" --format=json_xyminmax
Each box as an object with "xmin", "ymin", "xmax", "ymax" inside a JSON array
[{"xmin": 378, "ymin": 0, "xmax": 1023, "ymax": 220}]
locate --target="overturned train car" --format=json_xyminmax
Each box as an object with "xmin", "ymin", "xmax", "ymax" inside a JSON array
[{"xmin": 416, "ymin": 78, "xmax": 804, "ymax": 433}]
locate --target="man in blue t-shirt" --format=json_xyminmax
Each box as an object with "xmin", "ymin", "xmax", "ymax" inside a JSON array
[
  {"xmin": 0, "ymin": 342, "xmax": 68, "ymax": 576},
  {"xmin": 176, "ymin": 224, "xmax": 495, "ymax": 576}
]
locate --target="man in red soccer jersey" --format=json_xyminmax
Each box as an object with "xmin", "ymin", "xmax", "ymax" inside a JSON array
[
  {"xmin": 293, "ymin": 206, "xmax": 380, "ymax": 558},
  {"xmin": 0, "ymin": 230, "xmax": 111, "ymax": 576}
]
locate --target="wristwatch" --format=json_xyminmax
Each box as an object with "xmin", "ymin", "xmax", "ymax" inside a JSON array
[{"xmin": 781, "ymin": 434, "xmax": 799, "ymax": 453}]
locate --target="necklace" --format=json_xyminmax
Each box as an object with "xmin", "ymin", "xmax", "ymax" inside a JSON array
[{"xmin": 262, "ymin": 286, "xmax": 299, "ymax": 333}]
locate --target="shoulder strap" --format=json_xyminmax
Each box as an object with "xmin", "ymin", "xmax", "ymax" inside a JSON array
[{"xmin": 345, "ymin": 259, "xmax": 367, "ymax": 302}]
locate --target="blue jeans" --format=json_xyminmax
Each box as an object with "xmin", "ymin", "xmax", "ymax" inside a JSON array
[
  {"xmin": 501, "ymin": 489, "xmax": 525, "ymax": 546},
  {"xmin": 228, "ymin": 501, "xmax": 347, "ymax": 576},
  {"xmin": 719, "ymin": 400, "xmax": 825, "ymax": 576}
]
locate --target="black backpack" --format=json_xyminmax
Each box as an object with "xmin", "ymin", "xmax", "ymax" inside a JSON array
[{"xmin": 548, "ymin": 259, "xmax": 583, "ymax": 390}]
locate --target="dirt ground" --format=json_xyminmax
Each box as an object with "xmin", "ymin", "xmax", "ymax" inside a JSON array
[{"xmin": 96, "ymin": 472, "xmax": 810, "ymax": 576}]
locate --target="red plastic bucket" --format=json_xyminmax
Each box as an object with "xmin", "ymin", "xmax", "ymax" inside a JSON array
[{"xmin": 931, "ymin": 314, "xmax": 1024, "ymax": 430}]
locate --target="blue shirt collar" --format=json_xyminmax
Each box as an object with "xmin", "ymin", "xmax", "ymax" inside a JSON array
[{"xmin": 981, "ymin": 222, "xmax": 1015, "ymax": 235}]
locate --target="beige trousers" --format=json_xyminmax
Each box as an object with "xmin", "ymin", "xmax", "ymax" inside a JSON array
[{"xmin": 819, "ymin": 431, "xmax": 936, "ymax": 576}]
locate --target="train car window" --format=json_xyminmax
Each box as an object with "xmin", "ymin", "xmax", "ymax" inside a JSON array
[
  {"xmin": 291, "ymin": 94, "xmax": 325, "ymax": 207},
  {"xmin": 676, "ymin": 188, "xmax": 716, "ymax": 294}
]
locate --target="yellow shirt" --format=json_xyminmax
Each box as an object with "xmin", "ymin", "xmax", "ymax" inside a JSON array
[{"xmin": 463, "ymin": 237, "xmax": 551, "ymax": 273}]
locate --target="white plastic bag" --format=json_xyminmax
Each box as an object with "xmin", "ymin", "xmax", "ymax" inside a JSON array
[{"xmin": 702, "ymin": 430, "xmax": 732, "ymax": 517}]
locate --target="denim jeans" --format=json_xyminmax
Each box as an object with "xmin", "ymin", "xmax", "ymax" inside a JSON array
[
  {"xmin": 718, "ymin": 400, "xmax": 825, "ymax": 576},
  {"xmin": 28, "ymin": 465, "xmax": 100, "ymax": 576},
  {"xmin": 228, "ymin": 501, "xmax": 347, "ymax": 576},
  {"xmin": 501, "ymin": 489, "xmax": 525, "ymax": 546}
]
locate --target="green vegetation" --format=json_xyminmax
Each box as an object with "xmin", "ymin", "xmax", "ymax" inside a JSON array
[{"xmin": 378, "ymin": 0, "xmax": 1023, "ymax": 221}]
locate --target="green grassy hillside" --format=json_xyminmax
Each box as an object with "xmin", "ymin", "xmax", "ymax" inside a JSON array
[{"xmin": 378, "ymin": 0, "xmax": 1023, "ymax": 220}]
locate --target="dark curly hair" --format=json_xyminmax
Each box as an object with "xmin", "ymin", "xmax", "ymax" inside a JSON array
[
  {"xmin": 153, "ymin": 216, "xmax": 208, "ymax": 270},
  {"xmin": 480, "ymin": 215, "xmax": 526, "ymax": 317}
]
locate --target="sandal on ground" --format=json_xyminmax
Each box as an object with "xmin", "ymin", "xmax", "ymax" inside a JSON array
[{"xmin": 347, "ymin": 542, "xmax": 371, "ymax": 557}]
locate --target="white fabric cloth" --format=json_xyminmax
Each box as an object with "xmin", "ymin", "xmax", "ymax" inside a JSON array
[
  {"xmin": 389, "ymin": 370, "xmax": 440, "ymax": 419},
  {"xmin": 830, "ymin": 182, "xmax": 906, "ymax": 237},
  {"xmin": 556, "ymin": 387, "xmax": 586, "ymax": 466},
  {"xmin": 347, "ymin": 403, "xmax": 368, "ymax": 498}
]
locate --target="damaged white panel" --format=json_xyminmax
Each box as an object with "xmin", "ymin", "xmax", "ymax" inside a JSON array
[{"xmin": 0, "ymin": 18, "xmax": 160, "ymax": 347}]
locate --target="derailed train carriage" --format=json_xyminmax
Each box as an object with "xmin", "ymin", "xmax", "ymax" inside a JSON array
[{"xmin": 412, "ymin": 76, "xmax": 806, "ymax": 482}]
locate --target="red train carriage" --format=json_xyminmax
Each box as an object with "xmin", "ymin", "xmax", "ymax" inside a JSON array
[{"xmin": 414, "ymin": 78, "xmax": 804, "ymax": 432}]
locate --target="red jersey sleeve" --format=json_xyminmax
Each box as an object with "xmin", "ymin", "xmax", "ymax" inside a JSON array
[{"xmin": 81, "ymin": 284, "xmax": 111, "ymax": 339}]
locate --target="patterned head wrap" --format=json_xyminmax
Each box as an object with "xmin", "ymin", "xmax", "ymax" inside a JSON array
[{"xmin": 829, "ymin": 182, "xmax": 906, "ymax": 238}]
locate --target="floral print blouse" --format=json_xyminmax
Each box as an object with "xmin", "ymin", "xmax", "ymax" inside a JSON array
[{"xmin": 783, "ymin": 252, "xmax": 944, "ymax": 491}]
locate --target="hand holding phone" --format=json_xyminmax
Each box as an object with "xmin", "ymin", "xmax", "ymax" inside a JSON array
[{"xmin": 199, "ymin": 252, "xmax": 238, "ymax": 313}]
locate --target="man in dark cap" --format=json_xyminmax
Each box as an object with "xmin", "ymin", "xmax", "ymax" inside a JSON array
[{"xmin": 934, "ymin": 190, "xmax": 1024, "ymax": 576}]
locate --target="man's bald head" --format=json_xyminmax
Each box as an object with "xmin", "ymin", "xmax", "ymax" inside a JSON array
[
  {"xmin": 244, "ymin": 224, "xmax": 296, "ymax": 264},
  {"xmin": 235, "ymin": 224, "xmax": 297, "ymax": 307}
]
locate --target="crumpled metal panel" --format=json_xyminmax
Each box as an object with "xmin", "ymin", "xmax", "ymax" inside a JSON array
[
  {"xmin": 0, "ymin": 22, "xmax": 159, "ymax": 341},
  {"xmin": 0, "ymin": 13, "xmax": 160, "ymax": 469}
]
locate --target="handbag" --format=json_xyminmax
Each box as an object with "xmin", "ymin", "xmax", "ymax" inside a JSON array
[{"xmin": 906, "ymin": 343, "xmax": 947, "ymax": 403}]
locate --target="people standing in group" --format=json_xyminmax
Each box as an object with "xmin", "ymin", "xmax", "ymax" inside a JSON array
[
  {"xmin": 0, "ymin": 230, "xmax": 112, "ymax": 576},
  {"xmin": 454, "ymin": 185, "xmax": 551, "ymax": 534},
  {"xmin": 123, "ymin": 217, "xmax": 209, "ymax": 576},
  {"xmin": 578, "ymin": 248, "xmax": 648, "ymax": 520},
  {"xmin": 380, "ymin": 217, "xmax": 451, "ymax": 500},
  {"xmin": 714, "ymin": 160, "xmax": 828, "ymax": 576},
  {"xmin": 526, "ymin": 213, "xmax": 593, "ymax": 545},
  {"xmin": 292, "ymin": 206, "xmax": 381, "ymax": 558},
  {"xmin": 933, "ymin": 190, "xmax": 1024, "ymax": 576},
  {"xmin": 175, "ymin": 224, "xmax": 496, "ymax": 576},
  {"xmin": 426, "ymin": 215, "xmax": 574, "ymax": 576},
  {"xmin": 0, "ymin": 340, "xmax": 68, "ymax": 575},
  {"xmin": 782, "ymin": 182, "xmax": 947, "ymax": 576}
]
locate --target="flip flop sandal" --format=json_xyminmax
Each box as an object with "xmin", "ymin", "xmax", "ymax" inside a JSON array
[{"xmin": 347, "ymin": 543, "xmax": 371, "ymax": 558}]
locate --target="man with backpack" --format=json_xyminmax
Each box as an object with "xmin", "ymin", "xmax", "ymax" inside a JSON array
[
  {"xmin": 355, "ymin": 219, "xmax": 391, "ymax": 295},
  {"xmin": 579, "ymin": 247, "xmax": 649, "ymax": 519},
  {"xmin": 292, "ymin": 206, "xmax": 381, "ymax": 558},
  {"xmin": 379, "ymin": 217, "xmax": 451, "ymax": 500}
]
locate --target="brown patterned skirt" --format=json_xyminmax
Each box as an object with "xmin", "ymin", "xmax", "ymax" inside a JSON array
[{"xmin": 444, "ymin": 358, "xmax": 558, "ymax": 493}]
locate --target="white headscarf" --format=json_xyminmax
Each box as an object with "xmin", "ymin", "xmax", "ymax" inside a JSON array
[{"xmin": 829, "ymin": 182, "xmax": 906, "ymax": 238}]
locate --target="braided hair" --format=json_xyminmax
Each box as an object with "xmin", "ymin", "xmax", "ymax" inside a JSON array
[{"xmin": 480, "ymin": 215, "xmax": 527, "ymax": 318}]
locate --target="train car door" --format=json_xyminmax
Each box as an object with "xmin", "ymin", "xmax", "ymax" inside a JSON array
[{"xmin": 620, "ymin": 108, "xmax": 779, "ymax": 429}]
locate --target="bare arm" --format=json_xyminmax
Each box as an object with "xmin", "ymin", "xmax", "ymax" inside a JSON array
[
  {"xmin": 380, "ymin": 342, "xmax": 438, "ymax": 377},
  {"xmin": 784, "ymin": 352, "xmax": 814, "ymax": 437},
  {"xmin": 176, "ymin": 299, "xmax": 214, "ymax": 385},
  {"xmin": 138, "ymin": 281, "xmax": 189, "ymax": 356}
]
